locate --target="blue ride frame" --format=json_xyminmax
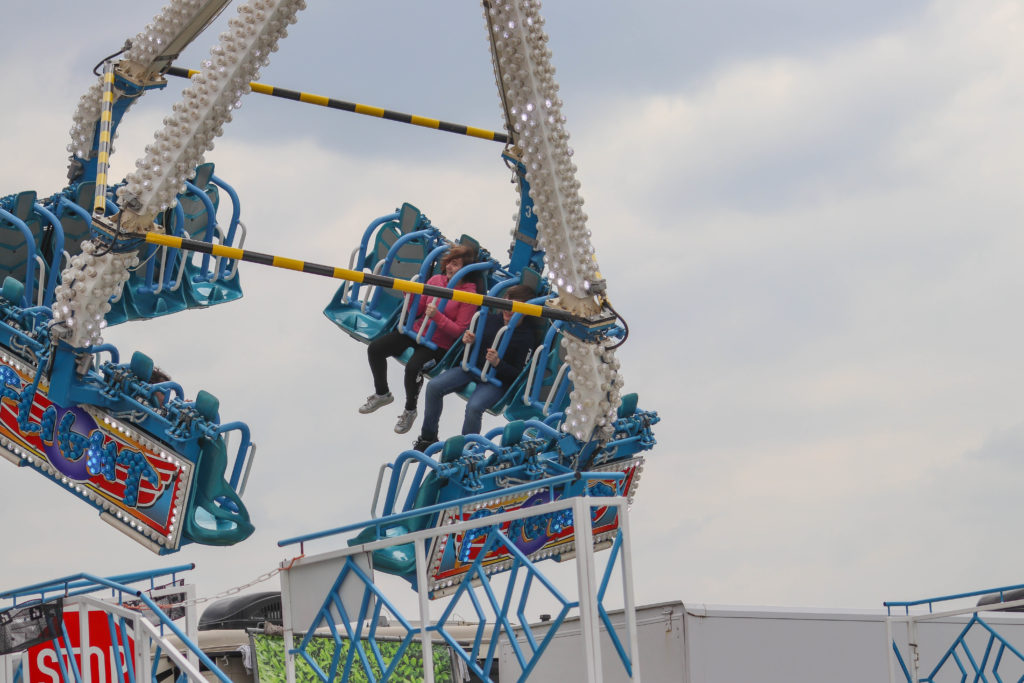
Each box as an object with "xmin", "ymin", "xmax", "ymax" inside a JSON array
[{"xmin": 1, "ymin": 565, "xmax": 231, "ymax": 683}]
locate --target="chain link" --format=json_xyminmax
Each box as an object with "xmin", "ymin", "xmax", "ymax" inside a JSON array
[{"xmin": 150, "ymin": 568, "xmax": 283, "ymax": 611}]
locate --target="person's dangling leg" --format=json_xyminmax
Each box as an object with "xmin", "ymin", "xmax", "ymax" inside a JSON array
[
  {"xmin": 461, "ymin": 381, "xmax": 505, "ymax": 435},
  {"xmin": 420, "ymin": 367, "xmax": 475, "ymax": 444},
  {"xmin": 360, "ymin": 331, "xmax": 412, "ymax": 413}
]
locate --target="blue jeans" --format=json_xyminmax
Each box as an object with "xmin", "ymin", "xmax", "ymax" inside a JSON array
[{"xmin": 421, "ymin": 367, "xmax": 505, "ymax": 438}]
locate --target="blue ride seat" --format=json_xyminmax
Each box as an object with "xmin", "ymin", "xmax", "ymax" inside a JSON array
[
  {"xmin": 0, "ymin": 191, "xmax": 43, "ymax": 306},
  {"xmin": 179, "ymin": 163, "xmax": 220, "ymax": 244},
  {"xmin": 452, "ymin": 271, "xmax": 547, "ymax": 413},
  {"xmin": 46, "ymin": 181, "xmax": 95, "ymax": 261},
  {"xmin": 183, "ymin": 164, "xmax": 244, "ymax": 307},
  {"xmin": 325, "ymin": 202, "xmax": 435, "ymax": 343},
  {"xmin": 347, "ymin": 436, "xmax": 464, "ymax": 575},
  {"xmin": 124, "ymin": 206, "xmax": 193, "ymax": 320},
  {"xmin": 180, "ymin": 389, "xmax": 253, "ymax": 546},
  {"xmin": 109, "ymin": 164, "xmax": 232, "ymax": 324},
  {"xmin": 504, "ymin": 321, "xmax": 571, "ymax": 422},
  {"xmin": 183, "ymin": 432, "xmax": 255, "ymax": 546}
]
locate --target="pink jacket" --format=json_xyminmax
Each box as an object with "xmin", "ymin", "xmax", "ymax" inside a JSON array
[{"xmin": 412, "ymin": 274, "xmax": 478, "ymax": 349}]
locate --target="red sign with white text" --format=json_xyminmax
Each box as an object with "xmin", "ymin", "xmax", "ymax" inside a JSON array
[{"xmin": 27, "ymin": 609, "xmax": 135, "ymax": 683}]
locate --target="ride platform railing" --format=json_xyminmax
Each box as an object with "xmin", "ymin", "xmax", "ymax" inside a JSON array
[
  {"xmin": 885, "ymin": 583, "xmax": 1024, "ymax": 682},
  {"xmin": 276, "ymin": 493, "xmax": 640, "ymax": 682},
  {"xmin": 0, "ymin": 566, "xmax": 230, "ymax": 683}
]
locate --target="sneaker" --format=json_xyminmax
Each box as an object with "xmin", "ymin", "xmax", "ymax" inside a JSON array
[
  {"xmin": 358, "ymin": 392, "xmax": 393, "ymax": 414},
  {"xmin": 394, "ymin": 409, "xmax": 417, "ymax": 434},
  {"xmin": 412, "ymin": 435, "xmax": 438, "ymax": 452}
]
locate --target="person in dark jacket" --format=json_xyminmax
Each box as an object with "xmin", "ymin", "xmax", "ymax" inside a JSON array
[{"xmin": 413, "ymin": 284, "xmax": 536, "ymax": 450}]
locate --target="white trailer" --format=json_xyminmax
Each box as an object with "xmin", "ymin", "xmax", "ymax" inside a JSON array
[{"xmin": 500, "ymin": 600, "xmax": 1024, "ymax": 682}]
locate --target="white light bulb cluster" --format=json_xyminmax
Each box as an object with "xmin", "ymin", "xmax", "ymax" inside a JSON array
[
  {"xmin": 117, "ymin": 0, "xmax": 306, "ymax": 217},
  {"xmin": 122, "ymin": 0, "xmax": 210, "ymax": 67},
  {"xmin": 561, "ymin": 336, "xmax": 624, "ymax": 442},
  {"xmin": 51, "ymin": 241, "xmax": 137, "ymax": 348},
  {"xmin": 68, "ymin": 81, "xmax": 105, "ymax": 160},
  {"xmin": 484, "ymin": 0, "xmax": 603, "ymax": 315},
  {"xmin": 67, "ymin": 1, "xmax": 211, "ymax": 160}
]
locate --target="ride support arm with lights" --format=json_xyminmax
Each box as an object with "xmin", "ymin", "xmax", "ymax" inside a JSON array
[
  {"xmin": 484, "ymin": 0, "xmax": 625, "ymax": 444},
  {"xmin": 53, "ymin": 0, "xmax": 307, "ymax": 352},
  {"xmin": 67, "ymin": 0, "xmax": 234, "ymax": 184}
]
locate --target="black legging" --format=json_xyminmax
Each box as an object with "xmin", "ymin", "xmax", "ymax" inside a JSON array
[{"xmin": 367, "ymin": 331, "xmax": 446, "ymax": 411}]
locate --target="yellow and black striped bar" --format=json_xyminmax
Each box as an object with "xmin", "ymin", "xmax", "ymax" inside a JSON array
[
  {"xmin": 164, "ymin": 66, "xmax": 509, "ymax": 144},
  {"xmin": 144, "ymin": 233, "xmax": 584, "ymax": 324},
  {"xmin": 94, "ymin": 63, "xmax": 116, "ymax": 215}
]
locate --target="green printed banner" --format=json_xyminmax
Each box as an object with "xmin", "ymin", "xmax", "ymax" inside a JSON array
[{"xmin": 252, "ymin": 632, "xmax": 456, "ymax": 682}]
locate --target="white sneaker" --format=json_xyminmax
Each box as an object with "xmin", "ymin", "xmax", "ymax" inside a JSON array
[
  {"xmin": 394, "ymin": 409, "xmax": 417, "ymax": 434},
  {"xmin": 359, "ymin": 392, "xmax": 393, "ymax": 414}
]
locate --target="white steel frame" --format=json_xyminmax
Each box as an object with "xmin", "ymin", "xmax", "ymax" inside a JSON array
[
  {"xmin": 279, "ymin": 496, "xmax": 640, "ymax": 682},
  {"xmin": 887, "ymin": 595, "xmax": 1024, "ymax": 683}
]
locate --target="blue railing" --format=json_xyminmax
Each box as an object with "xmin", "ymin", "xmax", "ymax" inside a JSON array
[
  {"xmin": 1, "ymin": 566, "xmax": 231, "ymax": 683},
  {"xmin": 887, "ymin": 583, "xmax": 1024, "ymax": 682},
  {"xmin": 281, "ymin": 496, "xmax": 637, "ymax": 682}
]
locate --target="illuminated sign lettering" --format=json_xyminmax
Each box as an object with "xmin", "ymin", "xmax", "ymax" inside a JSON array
[
  {"xmin": 427, "ymin": 459, "xmax": 642, "ymax": 594},
  {"xmin": 0, "ymin": 358, "xmax": 190, "ymax": 548}
]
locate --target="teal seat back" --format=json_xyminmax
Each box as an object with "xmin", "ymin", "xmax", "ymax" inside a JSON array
[
  {"xmin": 129, "ymin": 351, "xmax": 154, "ymax": 382},
  {"xmin": 195, "ymin": 390, "xmax": 220, "ymax": 421},
  {"xmin": 1, "ymin": 276, "xmax": 24, "ymax": 304},
  {"xmin": 519, "ymin": 267, "xmax": 541, "ymax": 295},
  {"xmin": 180, "ymin": 163, "xmax": 219, "ymax": 241},
  {"xmin": 57, "ymin": 182, "xmax": 97, "ymax": 258},
  {"xmin": 617, "ymin": 393, "xmax": 639, "ymax": 419},
  {"xmin": 502, "ymin": 420, "xmax": 527, "ymax": 446},
  {"xmin": 440, "ymin": 435, "xmax": 465, "ymax": 464},
  {"xmin": 408, "ymin": 472, "xmax": 443, "ymax": 532},
  {"xmin": 0, "ymin": 191, "xmax": 38, "ymax": 284}
]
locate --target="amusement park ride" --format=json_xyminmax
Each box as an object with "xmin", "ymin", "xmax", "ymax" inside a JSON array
[
  {"xmin": 0, "ymin": 0, "xmax": 658, "ymax": 679},
  {"xmin": 0, "ymin": 0, "xmax": 657, "ymax": 570}
]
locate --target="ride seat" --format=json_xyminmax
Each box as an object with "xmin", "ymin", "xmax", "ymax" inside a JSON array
[
  {"xmin": 346, "ymin": 435, "xmax": 464, "ymax": 575},
  {"xmin": 183, "ymin": 434, "xmax": 255, "ymax": 546},
  {"xmin": 50, "ymin": 182, "xmax": 95, "ymax": 259},
  {"xmin": 504, "ymin": 323, "xmax": 571, "ymax": 422},
  {"xmin": 325, "ymin": 203, "xmax": 433, "ymax": 343},
  {"xmin": 0, "ymin": 191, "xmax": 41, "ymax": 292},
  {"xmin": 346, "ymin": 470, "xmax": 446, "ymax": 575},
  {"xmin": 179, "ymin": 162, "xmax": 219, "ymax": 243}
]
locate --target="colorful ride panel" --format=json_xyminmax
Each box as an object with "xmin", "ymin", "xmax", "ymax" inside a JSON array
[
  {"xmin": 336, "ymin": 395, "xmax": 658, "ymax": 596},
  {"xmin": 0, "ymin": 281, "xmax": 253, "ymax": 553}
]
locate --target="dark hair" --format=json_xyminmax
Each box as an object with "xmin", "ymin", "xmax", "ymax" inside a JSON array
[
  {"xmin": 504, "ymin": 284, "xmax": 534, "ymax": 302},
  {"xmin": 440, "ymin": 244, "xmax": 476, "ymax": 271}
]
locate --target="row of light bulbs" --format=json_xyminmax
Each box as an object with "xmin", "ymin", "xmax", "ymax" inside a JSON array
[
  {"xmin": 485, "ymin": 0, "xmax": 624, "ymax": 444},
  {"xmin": 52, "ymin": 242, "xmax": 137, "ymax": 349},
  {"xmin": 119, "ymin": 0, "xmax": 306, "ymax": 217},
  {"xmin": 485, "ymin": 0, "xmax": 601, "ymax": 307},
  {"xmin": 68, "ymin": 0, "xmax": 213, "ymax": 160}
]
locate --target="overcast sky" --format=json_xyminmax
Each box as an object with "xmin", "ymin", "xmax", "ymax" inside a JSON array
[{"xmin": 1, "ymin": 0, "xmax": 1024, "ymax": 621}]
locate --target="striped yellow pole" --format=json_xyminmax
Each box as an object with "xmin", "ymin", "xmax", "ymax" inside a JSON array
[
  {"xmin": 93, "ymin": 62, "xmax": 116, "ymax": 215},
  {"xmin": 164, "ymin": 67, "xmax": 509, "ymax": 144},
  {"xmin": 144, "ymin": 233, "xmax": 583, "ymax": 323}
]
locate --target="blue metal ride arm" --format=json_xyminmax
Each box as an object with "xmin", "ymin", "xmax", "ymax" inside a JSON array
[{"xmin": 504, "ymin": 151, "xmax": 545, "ymax": 275}]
